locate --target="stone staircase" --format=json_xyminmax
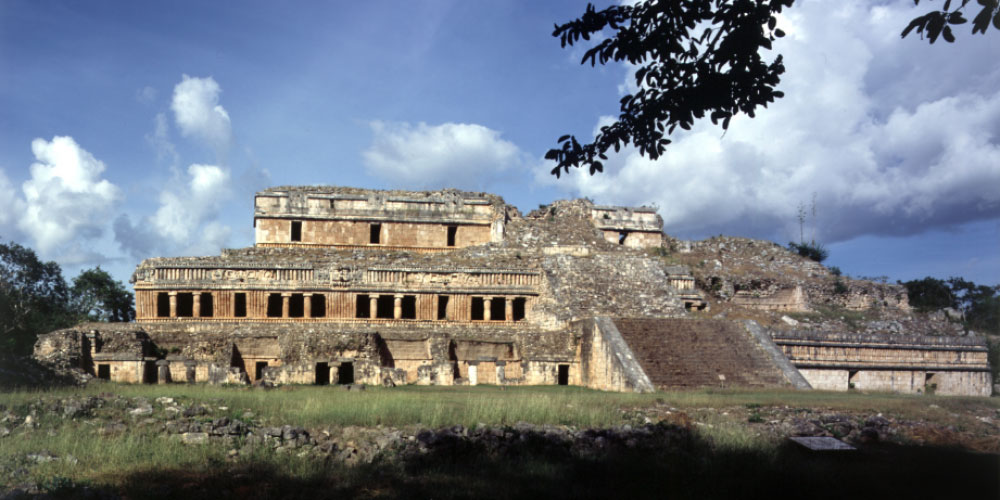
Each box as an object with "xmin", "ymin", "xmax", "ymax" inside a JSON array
[{"xmin": 614, "ymin": 318, "xmax": 790, "ymax": 390}]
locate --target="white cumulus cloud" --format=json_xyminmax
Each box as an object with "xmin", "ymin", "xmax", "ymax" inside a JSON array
[
  {"xmin": 171, "ymin": 75, "xmax": 232, "ymax": 153},
  {"xmin": 152, "ymin": 163, "xmax": 232, "ymax": 243},
  {"xmin": 363, "ymin": 121, "xmax": 528, "ymax": 191},
  {"xmin": 18, "ymin": 136, "xmax": 121, "ymax": 253},
  {"xmin": 545, "ymin": 0, "xmax": 1000, "ymax": 244}
]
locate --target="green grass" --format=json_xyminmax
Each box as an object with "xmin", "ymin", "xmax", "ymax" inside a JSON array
[{"xmin": 2, "ymin": 384, "xmax": 998, "ymax": 497}]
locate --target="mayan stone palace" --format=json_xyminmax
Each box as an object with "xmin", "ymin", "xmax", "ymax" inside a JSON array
[{"xmin": 34, "ymin": 186, "xmax": 992, "ymax": 396}]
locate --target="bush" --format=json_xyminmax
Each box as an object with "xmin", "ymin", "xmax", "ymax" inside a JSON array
[
  {"xmin": 788, "ymin": 241, "xmax": 828, "ymax": 263},
  {"xmin": 833, "ymin": 279, "xmax": 848, "ymax": 295},
  {"xmin": 829, "ymin": 266, "xmax": 842, "ymax": 277}
]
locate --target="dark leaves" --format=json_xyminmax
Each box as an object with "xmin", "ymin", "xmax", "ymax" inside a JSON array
[
  {"xmin": 904, "ymin": 0, "xmax": 999, "ymax": 41},
  {"xmin": 547, "ymin": 0, "xmax": 793, "ymax": 176}
]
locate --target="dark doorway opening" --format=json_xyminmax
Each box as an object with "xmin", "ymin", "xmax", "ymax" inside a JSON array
[
  {"xmin": 291, "ymin": 220, "xmax": 302, "ymax": 242},
  {"xmin": 376, "ymin": 295, "xmax": 394, "ymax": 319},
  {"xmin": 176, "ymin": 293, "xmax": 194, "ymax": 317},
  {"xmin": 618, "ymin": 231, "xmax": 629, "ymax": 245},
  {"xmin": 199, "ymin": 292, "xmax": 214, "ymax": 317},
  {"xmin": 143, "ymin": 362, "xmax": 158, "ymax": 384},
  {"xmin": 356, "ymin": 294, "xmax": 370, "ymax": 318},
  {"xmin": 97, "ymin": 364, "xmax": 110, "ymax": 380},
  {"xmin": 447, "ymin": 225, "xmax": 457, "ymax": 247},
  {"xmin": 156, "ymin": 292, "xmax": 170, "ymax": 317},
  {"xmin": 848, "ymin": 370, "xmax": 859, "ymax": 390},
  {"xmin": 234, "ymin": 293, "xmax": 247, "ymax": 317},
  {"xmin": 512, "ymin": 297, "xmax": 526, "ymax": 321},
  {"xmin": 437, "ymin": 295, "xmax": 449, "ymax": 320},
  {"xmin": 337, "ymin": 362, "xmax": 355, "ymax": 384},
  {"xmin": 255, "ymin": 361, "xmax": 268, "ymax": 381},
  {"xmin": 490, "ymin": 297, "xmax": 506, "ymax": 321},
  {"xmin": 266, "ymin": 294, "xmax": 282, "ymax": 317},
  {"xmin": 401, "ymin": 295, "xmax": 416, "ymax": 319},
  {"xmin": 370, "ymin": 224, "xmax": 381, "ymax": 244},
  {"xmin": 471, "ymin": 297, "xmax": 485, "ymax": 321},
  {"xmin": 557, "ymin": 364, "xmax": 569, "ymax": 386},
  {"xmin": 925, "ymin": 372, "xmax": 939, "ymax": 395},
  {"xmin": 310, "ymin": 294, "xmax": 326, "ymax": 317},
  {"xmin": 315, "ymin": 362, "xmax": 329, "ymax": 385},
  {"xmin": 288, "ymin": 293, "xmax": 305, "ymax": 318}
]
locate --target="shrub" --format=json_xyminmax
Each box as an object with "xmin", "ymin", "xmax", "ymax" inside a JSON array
[
  {"xmin": 788, "ymin": 241, "xmax": 828, "ymax": 263},
  {"xmin": 833, "ymin": 279, "xmax": 849, "ymax": 295},
  {"xmin": 829, "ymin": 266, "xmax": 842, "ymax": 277}
]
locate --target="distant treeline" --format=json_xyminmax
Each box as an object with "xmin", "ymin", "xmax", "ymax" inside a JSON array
[{"xmin": 901, "ymin": 277, "xmax": 1000, "ymax": 335}]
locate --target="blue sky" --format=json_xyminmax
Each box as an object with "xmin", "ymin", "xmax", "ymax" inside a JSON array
[{"xmin": 1, "ymin": 0, "xmax": 998, "ymax": 288}]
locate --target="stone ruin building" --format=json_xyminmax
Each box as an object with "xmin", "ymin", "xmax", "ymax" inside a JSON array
[{"xmin": 34, "ymin": 186, "xmax": 992, "ymax": 396}]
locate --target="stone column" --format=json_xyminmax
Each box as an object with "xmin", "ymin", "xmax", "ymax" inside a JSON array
[
  {"xmin": 505, "ymin": 299, "xmax": 513, "ymax": 322},
  {"xmin": 394, "ymin": 295, "xmax": 402, "ymax": 320},
  {"xmin": 370, "ymin": 295, "xmax": 378, "ymax": 319},
  {"xmin": 281, "ymin": 293, "xmax": 290, "ymax": 318},
  {"xmin": 304, "ymin": 293, "xmax": 313, "ymax": 318},
  {"xmin": 483, "ymin": 297, "xmax": 492, "ymax": 321},
  {"xmin": 193, "ymin": 293, "xmax": 201, "ymax": 318},
  {"xmin": 168, "ymin": 292, "xmax": 178, "ymax": 318},
  {"xmin": 156, "ymin": 360, "xmax": 170, "ymax": 384}
]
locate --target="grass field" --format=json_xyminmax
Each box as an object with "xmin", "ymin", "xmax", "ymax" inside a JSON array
[{"xmin": 1, "ymin": 384, "xmax": 998, "ymax": 499}]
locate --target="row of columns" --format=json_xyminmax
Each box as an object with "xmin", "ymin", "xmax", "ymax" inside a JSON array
[
  {"xmin": 482, "ymin": 297, "xmax": 514, "ymax": 322},
  {"xmin": 367, "ymin": 294, "xmax": 405, "ymax": 319},
  {"xmin": 165, "ymin": 291, "xmax": 211, "ymax": 318},
  {"xmin": 278, "ymin": 292, "xmax": 315, "ymax": 318}
]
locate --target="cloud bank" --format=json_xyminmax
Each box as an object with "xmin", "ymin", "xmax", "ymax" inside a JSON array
[
  {"xmin": 363, "ymin": 121, "xmax": 527, "ymax": 191},
  {"xmin": 544, "ymin": 0, "xmax": 1000, "ymax": 244}
]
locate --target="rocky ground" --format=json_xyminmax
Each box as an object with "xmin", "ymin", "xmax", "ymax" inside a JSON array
[{"xmin": 2, "ymin": 391, "xmax": 998, "ymax": 498}]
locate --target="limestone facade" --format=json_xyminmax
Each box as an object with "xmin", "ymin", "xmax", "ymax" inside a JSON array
[{"xmin": 31, "ymin": 186, "xmax": 993, "ymax": 396}]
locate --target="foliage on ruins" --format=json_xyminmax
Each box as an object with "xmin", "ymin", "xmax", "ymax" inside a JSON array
[
  {"xmin": 901, "ymin": 276, "xmax": 1000, "ymax": 334},
  {"xmin": 547, "ymin": 1, "xmax": 999, "ymax": 177},
  {"xmin": 903, "ymin": 0, "xmax": 1000, "ymax": 43},
  {"xmin": 787, "ymin": 241, "xmax": 828, "ymax": 263},
  {"xmin": 0, "ymin": 241, "xmax": 134, "ymax": 355}
]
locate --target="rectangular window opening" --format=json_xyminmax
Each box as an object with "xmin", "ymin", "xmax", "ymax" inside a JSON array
[
  {"xmin": 447, "ymin": 225, "xmax": 457, "ymax": 247},
  {"xmin": 255, "ymin": 361, "xmax": 268, "ymax": 381},
  {"xmin": 356, "ymin": 294, "xmax": 371, "ymax": 318},
  {"xmin": 491, "ymin": 297, "xmax": 506, "ymax": 321},
  {"xmin": 199, "ymin": 292, "xmax": 214, "ymax": 317},
  {"xmin": 266, "ymin": 293, "xmax": 283, "ymax": 318},
  {"xmin": 376, "ymin": 295, "xmax": 394, "ymax": 319},
  {"xmin": 437, "ymin": 295, "xmax": 449, "ymax": 320},
  {"xmin": 471, "ymin": 297, "xmax": 485, "ymax": 321},
  {"xmin": 288, "ymin": 293, "xmax": 305, "ymax": 318},
  {"xmin": 97, "ymin": 364, "xmax": 110, "ymax": 380},
  {"xmin": 337, "ymin": 362, "xmax": 355, "ymax": 384},
  {"xmin": 156, "ymin": 292, "xmax": 170, "ymax": 317},
  {"xmin": 401, "ymin": 295, "xmax": 417, "ymax": 319},
  {"xmin": 512, "ymin": 297, "xmax": 526, "ymax": 322},
  {"xmin": 234, "ymin": 293, "xmax": 247, "ymax": 317},
  {"xmin": 310, "ymin": 294, "xmax": 326, "ymax": 318},
  {"xmin": 176, "ymin": 293, "xmax": 194, "ymax": 317},
  {"xmin": 370, "ymin": 223, "xmax": 381, "ymax": 244},
  {"xmin": 315, "ymin": 362, "xmax": 329, "ymax": 385},
  {"xmin": 290, "ymin": 220, "xmax": 302, "ymax": 242},
  {"xmin": 618, "ymin": 231, "xmax": 628, "ymax": 245}
]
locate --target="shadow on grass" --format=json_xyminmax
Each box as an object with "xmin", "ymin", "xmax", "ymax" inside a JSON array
[{"xmin": 34, "ymin": 429, "xmax": 1000, "ymax": 500}]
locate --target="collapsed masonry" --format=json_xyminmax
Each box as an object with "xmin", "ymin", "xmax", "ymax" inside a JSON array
[{"xmin": 34, "ymin": 187, "xmax": 992, "ymax": 396}]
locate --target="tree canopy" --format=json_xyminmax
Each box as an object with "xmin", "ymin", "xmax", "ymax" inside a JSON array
[
  {"xmin": 901, "ymin": 276, "xmax": 1000, "ymax": 334},
  {"xmin": 0, "ymin": 241, "xmax": 134, "ymax": 355},
  {"xmin": 548, "ymin": 0, "xmax": 1000, "ymax": 178}
]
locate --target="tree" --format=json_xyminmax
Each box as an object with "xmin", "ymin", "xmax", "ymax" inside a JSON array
[
  {"xmin": 903, "ymin": 0, "xmax": 1000, "ymax": 44},
  {"xmin": 71, "ymin": 266, "xmax": 135, "ymax": 323},
  {"xmin": 0, "ymin": 241, "xmax": 74, "ymax": 354},
  {"xmin": 548, "ymin": 1, "xmax": 1000, "ymax": 178},
  {"xmin": 901, "ymin": 276, "xmax": 1000, "ymax": 334}
]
